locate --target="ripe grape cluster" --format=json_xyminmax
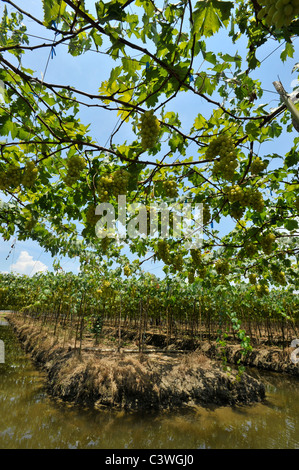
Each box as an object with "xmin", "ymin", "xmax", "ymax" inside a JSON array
[
  {"xmin": 22, "ymin": 161, "xmax": 38, "ymax": 188},
  {"xmin": 85, "ymin": 204, "xmax": 100, "ymax": 225},
  {"xmin": 257, "ymin": 0, "xmax": 299, "ymax": 28},
  {"xmin": 202, "ymin": 203, "xmax": 211, "ymax": 225},
  {"xmin": 157, "ymin": 239, "xmax": 170, "ymax": 264},
  {"xmin": 260, "ymin": 232, "xmax": 276, "ymax": 254},
  {"xmin": 98, "ymin": 280, "xmax": 113, "ymax": 298},
  {"xmin": 171, "ymin": 253, "xmax": 184, "ymax": 272},
  {"xmin": 227, "ymin": 185, "xmax": 244, "ymax": 203},
  {"xmin": 188, "ymin": 270, "xmax": 195, "ymax": 284},
  {"xmin": 250, "ymin": 157, "xmax": 268, "ymax": 175},
  {"xmin": 124, "ymin": 265, "xmax": 131, "ymax": 277},
  {"xmin": 248, "ymin": 273, "xmax": 257, "ymax": 284},
  {"xmin": 190, "ymin": 249, "xmax": 207, "ymax": 278},
  {"xmin": 197, "ymin": 266, "xmax": 207, "ymax": 278},
  {"xmin": 163, "ymin": 180, "xmax": 178, "ymax": 198},
  {"xmin": 246, "ymin": 188, "xmax": 264, "ymax": 212},
  {"xmin": 97, "ymin": 169, "xmax": 130, "ymax": 201},
  {"xmin": 206, "ymin": 134, "xmax": 238, "ymax": 181},
  {"xmin": 140, "ymin": 110, "xmax": 160, "ymax": 150},
  {"xmin": 271, "ymin": 267, "xmax": 286, "ymax": 285},
  {"xmin": 230, "ymin": 204, "xmax": 245, "ymax": 220},
  {"xmin": 244, "ymin": 242, "xmax": 258, "ymax": 257},
  {"xmin": 0, "ymin": 165, "xmax": 22, "ymax": 191},
  {"xmin": 226, "ymin": 185, "xmax": 264, "ymax": 212},
  {"xmin": 190, "ymin": 248, "xmax": 202, "ymax": 266},
  {"xmin": 64, "ymin": 155, "xmax": 86, "ymax": 186},
  {"xmin": 256, "ymin": 283, "xmax": 269, "ymax": 296},
  {"xmin": 0, "ymin": 162, "xmax": 39, "ymax": 191},
  {"xmin": 112, "ymin": 169, "xmax": 130, "ymax": 196},
  {"xmin": 96, "ymin": 174, "xmax": 113, "ymax": 201},
  {"xmin": 215, "ymin": 260, "xmax": 230, "ymax": 275}
]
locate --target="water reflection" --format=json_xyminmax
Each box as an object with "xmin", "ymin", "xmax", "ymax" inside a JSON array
[{"xmin": 0, "ymin": 323, "xmax": 299, "ymax": 449}]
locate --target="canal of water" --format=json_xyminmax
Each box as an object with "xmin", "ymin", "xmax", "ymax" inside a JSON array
[{"xmin": 1, "ymin": 319, "xmax": 299, "ymax": 449}]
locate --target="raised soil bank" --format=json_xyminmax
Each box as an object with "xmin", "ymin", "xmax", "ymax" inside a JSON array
[
  {"xmin": 201, "ymin": 341, "xmax": 299, "ymax": 376},
  {"xmin": 5, "ymin": 315, "xmax": 268, "ymax": 411},
  {"xmin": 105, "ymin": 326, "xmax": 299, "ymax": 376}
]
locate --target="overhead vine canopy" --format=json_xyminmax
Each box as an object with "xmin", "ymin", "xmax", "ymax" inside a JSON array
[{"xmin": 0, "ymin": 0, "xmax": 298, "ymax": 291}]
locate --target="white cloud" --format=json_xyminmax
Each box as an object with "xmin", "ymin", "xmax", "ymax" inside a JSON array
[{"xmin": 10, "ymin": 251, "xmax": 48, "ymax": 276}]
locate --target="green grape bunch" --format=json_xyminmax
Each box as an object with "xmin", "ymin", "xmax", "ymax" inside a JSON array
[
  {"xmin": 111, "ymin": 169, "xmax": 130, "ymax": 197},
  {"xmin": 96, "ymin": 174, "xmax": 113, "ymax": 201},
  {"xmin": 64, "ymin": 155, "xmax": 86, "ymax": 186},
  {"xmin": 227, "ymin": 185, "xmax": 244, "ymax": 203},
  {"xmin": 230, "ymin": 204, "xmax": 245, "ymax": 220},
  {"xmin": 207, "ymin": 134, "xmax": 238, "ymax": 181},
  {"xmin": 163, "ymin": 179, "xmax": 178, "ymax": 198},
  {"xmin": 156, "ymin": 239, "xmax": 170, "ymax": 264},
  {"xmin": 190, "ymin": 248, "xmax": 202, "ymax": 266},
  {"xmin": 248, "ymin": 273, "xmax": 257, "ymax": 284},
  {"xmin": 188, "ymin": 270, "xmax": 195, "ymax": 284},
  {"xmin": 191, "ymin": 249, "xmax": 207, "ymax": 278},
  {"xmin": 260, "ymin": 232, "xmax": 276, "ymax": 254},
  {"xmin": 22, "ymin": 161, "xmax": 39, "ymax": 188},
  {"xmin": 271, "ymin": 267, "xmax": 286, "ymax": 285},
  {"xmin": 215, "ymin": 259, "xmax": 230, "ymax": 275},
  {"xmin": 123, "ymin": 265, "xmax": 131, "ymax": 277},
  {"xmin": 245, "ymin": 188, "xmax": 264, "ymax": 212},
  {"xmin": 257, "ymin": 0, "xmax": 299, "ymax": 28},
  {"xmin": 0, "ymin": 165, "xmax": 23, "ymax": 191},
  {"xmin": 197, "ymin": 265, "xmax": 207, "ymax": 278},
  {"xmin": 226, "ymin": 185, "xmax": 264, "ymax": 212},
  {"xmin": 244, "ymin": 242, "xmax": 258, "ymax": 257},
  {"xmin": 202, "ymin": 203, "xmax": 211, "ymax": 225},
  {"xmin": 97, "ymin": 169, "xmax": 130, "ymax": 201},
  {"xmin": 139, "ymin": 110, "xmax": 160, "ymax": 150},
  {"xmin": 98, "ymin": 280, "xmax": 114, "ymax": 298},
  {"xmin": 85, "ymin": 204, "xmax": 101, "ymax": 226},
  {"xmin": 171, "ymin": 253, "xmax": 184, "ymax": 272},
  {"xmin": 256, "ymin": 283, "xmax": 269, "ymax": 296},
  {"xmin": 250, "ymin": 157, "xmax": 268, "ymax": 175}
]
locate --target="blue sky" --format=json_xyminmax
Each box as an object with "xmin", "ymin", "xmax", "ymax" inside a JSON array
[{"xmin": 0, "ymin": 0, "xmax": 298, "ymax": 277}]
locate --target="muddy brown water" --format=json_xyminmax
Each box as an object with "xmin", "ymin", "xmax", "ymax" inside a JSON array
[{"xmin": 0, "ymin": 320, "xmax": 299, "ymax": 449}]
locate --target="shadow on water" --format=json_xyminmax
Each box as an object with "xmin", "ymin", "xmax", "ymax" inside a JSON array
[{"xmin": 0, "ymin": 322, "xmax": 299, "ymax": 449}]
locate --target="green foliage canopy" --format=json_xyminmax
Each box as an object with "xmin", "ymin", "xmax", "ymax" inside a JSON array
[{"xmin": 0, "ymin": 0, "xmax": 298, "ymax": 293}]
